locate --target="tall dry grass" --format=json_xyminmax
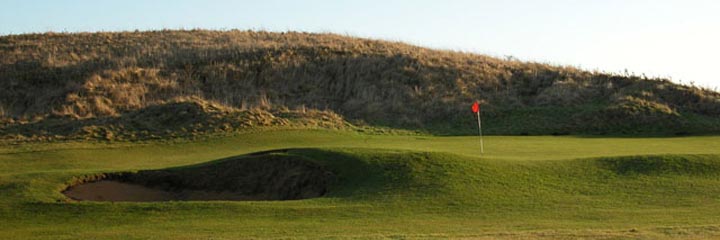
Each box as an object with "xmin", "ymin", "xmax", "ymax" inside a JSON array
[{"xmin": 0, "ymin": 29, "xmax": 718, "ymax": 134}]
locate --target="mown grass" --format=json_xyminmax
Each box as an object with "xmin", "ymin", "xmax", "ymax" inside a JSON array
[{"xmin": 2, "ymin": 130, "xmax": 720, "ymax": 239}]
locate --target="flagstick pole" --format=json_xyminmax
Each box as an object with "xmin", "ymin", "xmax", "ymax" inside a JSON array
[{"xmin": 477, "ymin": 110, "xmax": 484, "ymax": 154}]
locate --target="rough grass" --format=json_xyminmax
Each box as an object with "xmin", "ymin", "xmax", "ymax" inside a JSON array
[
  {"xmin": 2, "ymin": 130, "xmax": 720, "ymax": 239},
  {"xmin": 1, "ymin": 30, "xmax": 719, "ymax": 137},
  {"xmin": 0, "ymin": 97, "xmax": 365, "ymax": 142}
]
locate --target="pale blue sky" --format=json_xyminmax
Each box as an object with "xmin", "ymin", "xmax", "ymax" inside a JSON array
[{"xmin": 1, "ymin": 0, "xmax": 719, "ymax": 88}]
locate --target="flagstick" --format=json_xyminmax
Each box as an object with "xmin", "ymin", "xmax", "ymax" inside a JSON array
[{"xmin": 477, "ymin": 110, "xmax": 484, "ymax": 154}]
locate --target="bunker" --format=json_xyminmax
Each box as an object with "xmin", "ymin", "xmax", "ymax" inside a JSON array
[{"xmin": 63, "ymin": 152, "xmax": 335, "ymax": 202}]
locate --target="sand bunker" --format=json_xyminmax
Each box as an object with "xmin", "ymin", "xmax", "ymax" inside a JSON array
[{"xmin": 63, "ymin": 152, "xmax": 334, "ymax": 202}]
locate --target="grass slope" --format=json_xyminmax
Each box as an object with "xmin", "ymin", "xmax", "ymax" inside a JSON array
[
  {"xmin": 2, "ymin": 130, "xmax": 720, "ymax": 239},
  {"xmin": 1, "ymin": 30, "xmax": 719, "ymax": 138}
]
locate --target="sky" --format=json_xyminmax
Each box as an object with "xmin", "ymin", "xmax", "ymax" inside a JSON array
[{"xmin": 1, "ymin": 0, "xmax": 719, "ymax": 89}]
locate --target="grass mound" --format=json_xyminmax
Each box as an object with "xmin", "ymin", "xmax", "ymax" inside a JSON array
[
  {"xmin": 3, "ymin": 98, "xmax": 356, "ymax": 141},
  {"xmin": 65, "ymin": 151, "xmax": 335, "ymax": 201},
  {"xmin": 296, "ymin": 150, "xmax": 720, "ymax": 206},
  {"xmin": 61, "ymin": 149, "xmax": 720, "ymax": 204},
  {"xmin": 596, "ymin": 155, "xmax": 720, "ymax": 176}
]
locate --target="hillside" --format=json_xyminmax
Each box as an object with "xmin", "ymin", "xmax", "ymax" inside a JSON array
[{"xmin": 1, "ymin": 30, "xmax": 719, "ymax": 140}]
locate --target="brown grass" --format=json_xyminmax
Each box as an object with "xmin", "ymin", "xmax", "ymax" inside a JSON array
[{"xmin": 0, "ymin": 29, "xmax": 718, "ymax": 137}]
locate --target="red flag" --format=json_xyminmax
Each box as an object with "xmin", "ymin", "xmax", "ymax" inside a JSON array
[
  {"xmin": 471, "ymin": 101, "xmax": 480, "ymax": 113},
  {"xmin": 471, "ymin": 101, "xmax": 484, "ymax": 154}
]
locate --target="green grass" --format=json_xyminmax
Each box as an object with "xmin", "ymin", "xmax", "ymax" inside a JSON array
[{"xmin": 3, "ymin": 129, "xmax": 720, "ymax": 239}]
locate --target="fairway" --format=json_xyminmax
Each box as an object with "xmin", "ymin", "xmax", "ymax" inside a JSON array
[{"xmin": 2, "ymin": 130, "xmax": 720, "ymax": 239}]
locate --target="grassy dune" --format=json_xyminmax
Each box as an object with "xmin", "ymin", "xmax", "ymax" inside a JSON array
[
  {"xmin": 2, "ymin": 30, "xmax": 719, "ymax": 139},
  {"xmin": 2, "ymin": 130, "xmax": 720, "ymax": 239}
]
